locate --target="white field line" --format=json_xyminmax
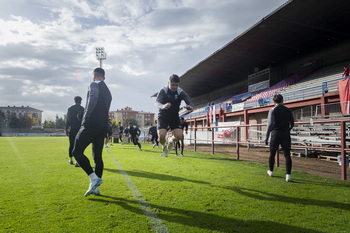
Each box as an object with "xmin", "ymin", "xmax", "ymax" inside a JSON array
[{"xmin": 108, "ymin": 151, "xmax": 169, "ymax": 233}]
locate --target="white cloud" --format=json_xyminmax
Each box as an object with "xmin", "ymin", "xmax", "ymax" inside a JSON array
[
  {"xmin": 121, "ymin": 64, "xmax": 147, "ymax": 76},
  {"xmin": 22, "ymin": 84, "xmax": 74, "ymax": 97},
  {"xmin": 0, "ymin": 16, "xmax": 37, "ymax": 45},
  {"xmin": 0, "ymin": 58, "xmax": 46, "ymax": 70}
]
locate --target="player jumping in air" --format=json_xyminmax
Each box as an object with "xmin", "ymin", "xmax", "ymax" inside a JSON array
[{"xmin": 155, "ymin": 74, "xmax": 193, "ymax": 157}]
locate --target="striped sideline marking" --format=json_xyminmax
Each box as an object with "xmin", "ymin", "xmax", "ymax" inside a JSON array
[{"xmin": 107, "ymin": 151, "xmax": 169, "ymax": 233}]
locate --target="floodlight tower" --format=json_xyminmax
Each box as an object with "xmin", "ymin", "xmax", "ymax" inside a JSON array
[{"xmin": 95, "ymin": 47, "xmax": 107, "ymax": 68}]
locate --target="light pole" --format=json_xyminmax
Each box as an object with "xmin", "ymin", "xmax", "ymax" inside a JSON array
[{"xmin": 95, "ymin": 47, "xmax": 106, "ymax": 68}]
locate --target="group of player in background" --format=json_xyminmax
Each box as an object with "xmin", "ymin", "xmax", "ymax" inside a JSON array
[{"xmin": 102, "ymin": 116, "xmax": 189, "ymax": 157}]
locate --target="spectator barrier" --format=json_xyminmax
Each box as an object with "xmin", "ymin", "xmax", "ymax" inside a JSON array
[{"xmin": 186, "ymin": 119, "xmax": 350, "ymax": 180}]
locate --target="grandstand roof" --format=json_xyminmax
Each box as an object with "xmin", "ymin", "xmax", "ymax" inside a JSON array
[{"xmin": 180, "ymin": 0, "xmax": 350, "ymax": 98}]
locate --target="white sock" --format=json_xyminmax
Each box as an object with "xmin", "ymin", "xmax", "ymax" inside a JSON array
[{"xmin": 88, "ymin": 172, "xmax": 99, "ymax": 182}]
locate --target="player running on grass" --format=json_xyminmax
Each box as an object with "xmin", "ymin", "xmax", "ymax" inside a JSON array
[
  {"xmin": 149, "ymin": 122, "xmax": 159, "ymax": 148},
  {"xmin": 155, "ymin": 74, "xmax": 193, "ymax": 157},
  {"xmin": 175, "ymin": 117, "xmax": 188, "ymax": 157},
  {"xmin": 127, "ymin": 122, "xmax": 142, "ymax": 151}
]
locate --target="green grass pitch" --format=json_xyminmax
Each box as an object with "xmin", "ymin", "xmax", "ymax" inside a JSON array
[{"xmin": 0, "ymin": 137, "xmax": 349, "ymax": 232}]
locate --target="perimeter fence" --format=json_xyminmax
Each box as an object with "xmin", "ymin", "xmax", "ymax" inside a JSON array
[{"xmin": 184, "ymin": 119, "xmax": 350, "ymax": 180}]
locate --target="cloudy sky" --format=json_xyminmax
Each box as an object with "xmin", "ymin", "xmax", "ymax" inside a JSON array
[{"xmin": 0, "ymin": 0, "xmax": 287, "ymax": 121}]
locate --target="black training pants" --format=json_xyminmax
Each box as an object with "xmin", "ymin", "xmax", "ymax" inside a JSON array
[
  {"xmin": 131, "ymin": 135, "xmax": 141, "ymax": 149},
  {"xmin": 73, "ymin": 126, "xmax": 106, "ymax": 178},
  {"xmin": 150, "ymin": 134, "xmax": 159, "ymax": 146},
  {"xmin": 68, "ymin": 127, "xmax": 80, "ymax": 158},
  {"xmin": 269, "ymin": 130, "xmax": 292, "ymax": 174}
]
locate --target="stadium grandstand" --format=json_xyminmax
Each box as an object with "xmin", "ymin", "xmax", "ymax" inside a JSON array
[
  {"xmin": 168, "ymin": 0, "xmax": 350, "ymax": 174},
  {"xmin": 177, "ymin": 0, "xmax": 350, "ymax": 125}
]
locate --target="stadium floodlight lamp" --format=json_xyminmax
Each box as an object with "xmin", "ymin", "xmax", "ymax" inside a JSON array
[{"xmin": 95, "ymin": 47, "xmax": 107, "ymax": 67}]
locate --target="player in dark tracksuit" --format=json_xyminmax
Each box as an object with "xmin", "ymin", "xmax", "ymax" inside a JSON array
[
  {"xmin": 155, "ymin": 74, "xmax": 193, "ymax": 157},
  {"xmin": 73, "ymin": 68, "xmax": 112, "ymax": 196},
  {"xmin": 128, "ymin": 122, "xmax": 142, "ymax": 151},
  {"xmin": 65, "ymin": 96, "xmax": 84, "ymax": 166},
  {"xmin": 175, "ymin": 117, "xmax": 188, "ymax": 156},
  {"xmin": 118, "ymin": 122, "xmax": 124, "ymax": 143},
  {"xmin": 265, "ymin": 94, "xmax": 294, "ymax": 182},
  {"xmin": 149, "ymin": 123, "xmax": 159, "ymax": 148}
]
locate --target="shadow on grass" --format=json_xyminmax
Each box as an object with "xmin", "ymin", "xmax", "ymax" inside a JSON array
[
  {"xmin": 140, "ymin": 149, "xmax": 154, "ymax": 153},
  {"xmin": 118, "ymin": 148, "xmax": 155, "ymax": 153},
  {"xmin": 91, "ymin": 195, "xmax": 322, "ymax": 233},
  {"xmin": 293, "ymin": 178, "xmax": 350, "ymax": 188},
  {"xmin": 222, "ymin": 185, "xmax": 350, "ymax": 211},
  {"xmin": 189, "ymin": 154, "xmax": 239, "ymax": 162},
  {"xmin": 184, "ymin": 151, "xmax": 248, "ymax": 163},
  {"xmin": 104, "ymin": 168, "xmax": 209, "ymax": 185}
]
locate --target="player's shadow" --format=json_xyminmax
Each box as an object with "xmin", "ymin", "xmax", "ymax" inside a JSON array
[
  {"xmin": 90, "ymin": 195, "xmax": 322, "ymax": 233},
  {"xmin": 294, "ymin": 178, "xmax": 350, "ymax": 188},
  {"xmin": 104, "ymin": 168, "xmax": 210, "ymax": 185},
  {"xmin": 221, "ymin": 185, "xmax": 350, "ymax": 211},
  {"xmin": 139, "ymin": 149, "xmax": 154, "ymax": 153}
]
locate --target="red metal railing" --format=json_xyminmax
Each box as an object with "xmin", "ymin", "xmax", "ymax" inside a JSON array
[{"xmin": 189, "ymin": 119, "xmax": 350, "ymax": 180}]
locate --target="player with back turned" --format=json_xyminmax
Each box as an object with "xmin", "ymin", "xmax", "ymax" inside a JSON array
[
  {"xmin": 65, "ymin": 96, "xmax": 84, "ymax": 167},
  {"xmin": 265, "ymin": 94, "xmax": 294, "ymax": 182},
  {"xmin": 73, "ymin": 67, "xmax": 112, "ymax": 196}
]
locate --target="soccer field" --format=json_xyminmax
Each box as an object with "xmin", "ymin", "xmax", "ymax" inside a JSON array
[{"xmin": 0, "ymin": 137, "xmax": 349, "ymax": 233}]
